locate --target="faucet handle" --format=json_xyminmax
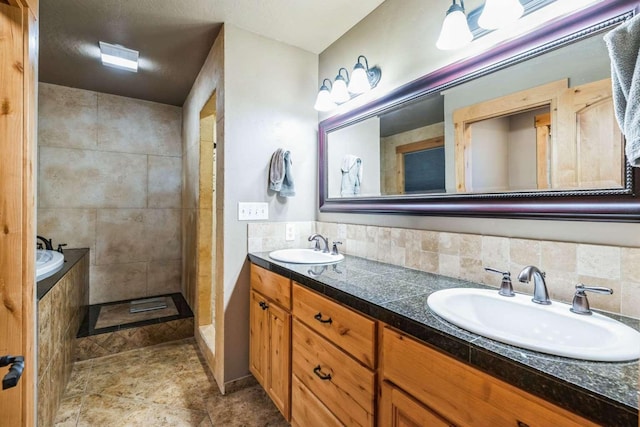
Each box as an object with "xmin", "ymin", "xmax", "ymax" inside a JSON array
[
  {"xmin": 570, "ymin": 283, "xmax": 613, "ymax": 315},
  {"xmin": 331, "ymin": 241, "xmax": 342, "ymax": 256},
  {"xmin": 484, "ymin": 267, "xmax": 515, "ymax": 297}
]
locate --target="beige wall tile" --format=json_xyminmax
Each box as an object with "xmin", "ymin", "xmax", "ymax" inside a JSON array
[
  {"xmin": 482, "ymin": 236, "xmax": 509, "ymax": 271},
  {"xmin": 460, "ymin": 257, "xmax": 483, "ymax": 283},
  {"xmin": 510, "ymin": 238, "xmax": 540, "ymax": 266},
  {"xmin": 39, "ymin": 147, "xmax": 147, "ymax": 209},
  {"xmin": 577, "ymin": 244, "xmax": 620, "ymax": 280},
  {"xmin": 37, "ymin": 208, "xmax": 96, "ymax": 263},
  {"xmin": 38, "ymin": 83, "xmax": 97, "ymax": 149},
  {"xmin": 621, "ymin": 247, "xmax": 640, "ymax": 282},
  {"xmin": 421, "ymin": 231, "xmax": 439, "ymax": 252},
  {"xmin": 439, "ymin": 254, "xmax": 460, "ymax": 278},
  {"xmin": 148, "ymin": 156, "xmax": 182, "ymax": 208},
  {"xmin": 147, "ymin": 260, "xmax": 182, "ymax": 295},
  {"xmin": 97, "ymin": 93, "xmax": 182, "ymax": 156},
  {"xmin": 439, "ymin": 232, "xmax": 460, "ymax": 255},
  {"xmin": 459, "ymin": 234, "xmax": 482, "ymax": 259},
  {"xmin": 96, "ymin": 209, "xmax": 147, "ymax": 265},
  {"xmin": 145, "ymin": 209, "xmax": 182, "ymax": 261},
  {"xmin": 541, "ymin": 241, "xmax": 576, "ymax": 272},
  {"xmin": 620, "ymin": 281, "xmax": 640, "ymax": 318},
  {"xmin": 419, "ymin": 251, "xmax": 439, "ymax": 273},
  {"xmin": 544, "ymin": 270, "xmax": 579, "ymax": 304},
  {"xmin": 90, "ymin": 263, "xmax": 147, "ymax": 304}
]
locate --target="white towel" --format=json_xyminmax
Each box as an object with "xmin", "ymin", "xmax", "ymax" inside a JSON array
[
  {"xmin": 340, "ymin": 154, "xmax": 362, "ymax": 196},
  {"xmin": 604, "ymin": 14, "xmax": 640, "ymax": 167}
]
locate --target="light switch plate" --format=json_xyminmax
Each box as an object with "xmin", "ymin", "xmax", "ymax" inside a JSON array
[
  {"xmin": 238, "ymin": 202, "xmax": 269, "ymax": 220},
  {"xmin": 285, "ymin": 223, "xmax": 295, "ymax": 241}
]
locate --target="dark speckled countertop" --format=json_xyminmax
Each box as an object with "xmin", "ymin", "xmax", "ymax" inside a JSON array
[{"xmin": 248, "ymin": 252, "xmax": 639, "ymax": 427}]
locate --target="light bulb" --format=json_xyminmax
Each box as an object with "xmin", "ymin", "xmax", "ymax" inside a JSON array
[
  {"xmin": 314, "ymin": 85, "xmax": 336, "ymax": 111},
  {"xmin": 348, "ymin": 63, "xmax": 371, "ymax": 94},
  {"xmin": 478, "ymin": 0, "xmax": 524, "ymax": 30},
  {"xmin": 331, "ymin": 76, "xmax": 351, "ymax": 103},
  {"xmin": 436, "ymin": 4, "xmax": 473, "ymax": 50}
]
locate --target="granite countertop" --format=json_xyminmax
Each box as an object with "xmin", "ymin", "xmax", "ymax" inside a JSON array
[
  {"xmin": 37, "ymin": 248, "xmax": 89, "ymax": 300},
  {"xmin": 248, "ymin": 252, "xmax": 640, "ymax": 427}
]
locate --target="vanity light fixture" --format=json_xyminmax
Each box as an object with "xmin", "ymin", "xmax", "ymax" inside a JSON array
[
  {"xmin": 331, "ymin": 68, "xmax": 351, "ymax": 104},
  {"xmin": 99, "ymin": 41, "xmax": 139, "ymax": 72},
  {"xmin": 314, "ymin": 79, "xmax": 338, "ymax": 112},
  {"xmin": 348, "ymin": 55, "xmax": 382, "ymax": 95},
  {"xmin": 478, "ymin": 0, "xmax": 524, "ymax": 30},
  {"xmin": 314, "ymin": 55, "xmax": 382, "ymax": 111},
  {"xmin": 436, "ymin": 0, "xmax": 473, "ymax": 50}
]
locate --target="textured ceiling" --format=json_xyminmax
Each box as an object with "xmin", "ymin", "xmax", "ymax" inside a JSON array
[{"xmin": 39, "ymin": 0, "xmax": 386, "ymax": 106}]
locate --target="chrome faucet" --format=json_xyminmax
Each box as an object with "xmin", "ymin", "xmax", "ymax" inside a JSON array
[
  {"xmin": 518, "ymin": 265, "xmax": 551, "ymax": 305},
  {"xmin": 308, "ymin": 234, "xmax": 330, "ymax": 253}
]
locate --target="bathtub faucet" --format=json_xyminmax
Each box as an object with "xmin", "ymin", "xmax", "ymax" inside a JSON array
[{"xmin": 36, "ymin": 235, "xmax": 53, "ymax": 251}]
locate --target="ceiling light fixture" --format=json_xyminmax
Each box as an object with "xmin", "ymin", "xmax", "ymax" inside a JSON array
[
  {"xmin": 313, "ymin": 79, "xmax": 338, "ymax": 112},
  {"xmin": 436, "ymin": 0, "xmax": 473, "ymax": 50},
  {"xmin": 315, "ymin": 55, "xmax": 382, "ymax": 112},
  {"xmin": 478, "ymin": 0, "xmax": 524, "ymax": 30},
  {"xmin": 99, "ymin": 41, "xmax": 139, "ymax": 72}
]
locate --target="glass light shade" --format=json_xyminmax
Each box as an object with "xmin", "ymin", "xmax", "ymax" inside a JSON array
[
  {"xmin": 314, "ymin": 86, "xmax": 336, "ymax": 111},
  {"xmin": 331, "ymin": 77, "xmax": 351, "ymax": 103},
  {"xmin": 478, "ymin": 0, "xmax": 524, "ymax": 30},
  {"xmin": 348, "ymin": 63, "xmax": 371, "ymax": 94},
  {"xmin": 436, "ymin": 8, "xmax": 473, "ymax": 50}
]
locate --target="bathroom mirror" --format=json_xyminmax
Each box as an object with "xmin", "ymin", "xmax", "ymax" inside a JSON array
[{"xmin": 319, "ymin": 0, "xmax": 640, "ymax": 221}]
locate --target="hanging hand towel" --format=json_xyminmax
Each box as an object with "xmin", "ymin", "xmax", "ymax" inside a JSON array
[
  {"xmin": 340, "ymin": 154, "xmax": 362, "ymax": 196},
  {"xmin": 269, "ymin": 148, "xmax": 285, "ymax": 191},
  {"xmin": 280, "ymin": 150, "xmax": 295, "ymax": 197},
  {"xmin": 604, "ymin": 14, "xmax": 640, "ymax": 166}
]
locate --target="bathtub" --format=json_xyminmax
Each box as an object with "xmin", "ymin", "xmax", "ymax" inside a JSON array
[{"xmin": 36, "ymin": 249, "xmax": 64, "ymax": 281}]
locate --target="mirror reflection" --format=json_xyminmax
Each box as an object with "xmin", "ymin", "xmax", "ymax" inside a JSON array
[{"xmin": 326, "ymin": 30, "xmax": 624, "ymax": 198}]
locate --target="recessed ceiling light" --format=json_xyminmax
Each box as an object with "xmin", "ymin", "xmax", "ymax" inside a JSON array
[{"xmin": 99, "ymin": 41, "xmax": 139, "ymax": 72}]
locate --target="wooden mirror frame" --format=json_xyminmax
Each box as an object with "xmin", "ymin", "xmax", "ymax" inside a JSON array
[{"xmin": 319, "ymin": 0, "xmax": 640, "ymax": 221}]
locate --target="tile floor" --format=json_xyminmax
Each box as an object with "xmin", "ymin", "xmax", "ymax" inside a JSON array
[{"xmin": 54, "ymin": 338, "xmax": 288, "ymax": 426}]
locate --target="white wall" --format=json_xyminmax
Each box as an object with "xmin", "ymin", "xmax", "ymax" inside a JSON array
[
  {"xmin": 223, "ymin": 25, "xmax": 318, "ymax": 381},
  {"xmin": 317, "ymin": 0, "xmax": 639, "ymax": 248},
  {"xmin": 508, "ymin": 108, "xmax": 544, "ymax": 190},
  {"xmin": 470, "ymin": 117, "xmax": 509, "ymax": 192}
]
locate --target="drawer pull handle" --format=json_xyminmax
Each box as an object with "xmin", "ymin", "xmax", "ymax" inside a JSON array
[
  {"xmin": 516, "ymin": 421, "xmax": 530, "ymax": 427},
  {"xmin": 314, "ymin": 312, "xmax": 333, "ymax": 324},
  {"xmin": 259, "ymin": 301, "xmax": 269, "ymax": 310},
  {"xmin": 313, "ymin": 365, "xmax": 332, "ymax": 381}
]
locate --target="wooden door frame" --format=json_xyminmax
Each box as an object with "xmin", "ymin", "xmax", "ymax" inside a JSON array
[{"xmin": 1, "ymin": 0, "xmax": 37, "ymax": 425}]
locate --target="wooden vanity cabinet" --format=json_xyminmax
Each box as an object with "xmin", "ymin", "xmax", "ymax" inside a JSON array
[
  {"xmin": 249, "ymin": 265, "xmax": 291, "ymax": 421},
  {"xmin": 380, "ymin": 327, "xmax": 599, "ymax": 427},
  {"xmin": 291, "ymin": 283, "xmax": 377, "ymax": 427}
]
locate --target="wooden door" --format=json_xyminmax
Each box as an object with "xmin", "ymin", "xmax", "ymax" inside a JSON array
[
  {"xmin": 0, "ymin": 1, "xmax": 37, "ymax": 425},
  {"xmin": 267, "ymin": 302, "xmax": 291, "ymax": 420},
  {"xmin": 249, "ymin": 290, "xmax": 268, "ymax": 388},
  {"xmin": 379, "ymin": 382, "xmax": 454, "ymax": 427}
]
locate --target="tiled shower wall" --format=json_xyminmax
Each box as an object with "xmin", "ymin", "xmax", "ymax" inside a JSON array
[
  {"xmin": 248, "ymin": 221, "xmax": 640, "ymax": 319},
  {"xmin": 37, "ymin": 83, "xmax": 182, "ymax": 304}
]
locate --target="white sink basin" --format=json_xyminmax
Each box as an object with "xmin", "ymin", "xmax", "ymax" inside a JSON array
[
  {"xmin": 269, "ymin": 248, "xmax": 344, "ymax": 264},
  {"xmin": 427, "ymin": 288, "xmax": 640, "ymax": 362}
]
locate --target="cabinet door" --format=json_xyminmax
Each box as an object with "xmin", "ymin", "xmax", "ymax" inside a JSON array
[
  {"xmin": 267, "ymin": 302, "xmax": 291, "ymax": 420},
  {"xmin": 380, "ymin": 381, "xmax": 453, "ymax": 427},
  {"xmin": 249, "ymin": 290, "xmax": 269, "ymax": 388}
]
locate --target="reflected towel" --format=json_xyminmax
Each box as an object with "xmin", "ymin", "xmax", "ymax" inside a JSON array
[
  {"xmin": 341, "ymin": 154, "xmax": 362, "ymax": 196},
  {"xmin": 269, "ymin": 148, "xmax": 285, "ymax": 191},
  {"xmin": 604, "ymin": 14, "xmax": 640, "ymax": 166},
  {"xmin": 280, "ymin": 150, "xmax": 295, "ymax": 197}
]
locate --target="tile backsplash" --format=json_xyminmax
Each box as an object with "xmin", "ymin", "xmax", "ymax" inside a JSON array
[{"xmin": 248, "ymin": 221, "xmax": 640, "ymax": 319}]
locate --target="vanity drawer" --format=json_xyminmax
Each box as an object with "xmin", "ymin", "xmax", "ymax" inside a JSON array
[
  {"xmin": 382, "ymin": 327, "xmax": 598, "ymax": 427},
  {"xmin": 292, "ymin": 319, "xmax": 375, "ymax": 427},
  {"xmin": 250, "ymin": 264, "xmax": 291, "ymax": 309},
  {"xmin": 292, "ymin": 283, "xmax": 376, "ymax": 368},
  {"xmin": 291, "ymin": 374, "xmax": 343, "ymax": 427}
]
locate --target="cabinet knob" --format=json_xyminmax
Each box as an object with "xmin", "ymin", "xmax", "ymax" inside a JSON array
[
  {"xmin": 314, "ymin": 312, "xmax": 333, "ymax": 324},
  {"xmin": 516, "ymin": 421, "xmax": 530, "ymax": 427},
  {"xmin": 259, "ymin": 301, "xmax": 269, "ymax": 310},
  {"xmin": 313, "ymin": 365, "xmax": 332, "ymax": 381}
]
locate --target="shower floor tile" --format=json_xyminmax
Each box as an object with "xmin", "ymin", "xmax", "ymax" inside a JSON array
[
  {"xmin": 94, "ymin": 297, "xmax": 178, "ymax": 329},
  {"xmin": 54, "ymin": 338, "xmax": 287, "ymax": 427}
]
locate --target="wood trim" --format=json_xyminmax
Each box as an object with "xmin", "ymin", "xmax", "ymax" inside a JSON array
[
  {"xmin": 535, "ymin": 112, "xmax": 550, "ymax": 190},
  {"xmin": 453, "ymin": 79, "xmax": 567, "ymax": 192}
]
